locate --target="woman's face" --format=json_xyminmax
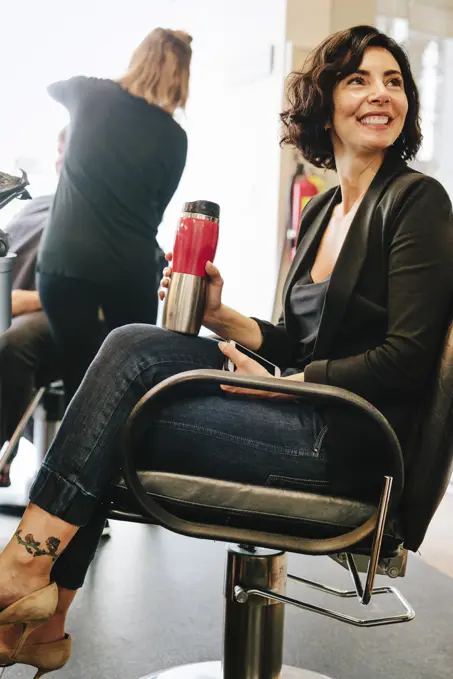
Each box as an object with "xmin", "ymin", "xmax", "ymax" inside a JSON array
[{"xmin": 330, "ymin": 47, "xmax": 408, "ymax": 157}]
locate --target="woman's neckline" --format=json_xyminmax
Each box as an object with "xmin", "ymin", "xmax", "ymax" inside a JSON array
[{"xmin": 307, "ymin": 269, "xmax": 331, "ymax": 285}]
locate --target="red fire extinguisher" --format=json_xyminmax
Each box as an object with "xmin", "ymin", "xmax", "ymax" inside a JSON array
[{"xmin": 287, "ymin": 163, "xmax": 319, "ymax": 260}]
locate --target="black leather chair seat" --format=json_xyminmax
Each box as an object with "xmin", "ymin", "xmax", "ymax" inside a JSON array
[{"xmin": 110, "ymin": 472, "xmax": 403, "ymax": 557}]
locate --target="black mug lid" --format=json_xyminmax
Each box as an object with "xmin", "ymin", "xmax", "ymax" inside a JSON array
[{"xmin": 183, "ymin": 200, "xmax": 220, "ymax": 219}]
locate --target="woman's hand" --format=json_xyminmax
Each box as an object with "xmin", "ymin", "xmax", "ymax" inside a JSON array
[
  {"xmin": 159, "ymin": 253, "xmax": 224, "ymax": 324},
  {"xmin": 11, "ymin": 289, "xmax": 41, "ymax": 317},
  {"xmin": 219, "ymin": 342, "xmax": 293, "ymax": 399},
  {"xmin": 158, "ymin": 254, "xmax": 263, "ymax": 349},
  {"xmin": 158, "ymin": 252, "xmax": 172, "ymax": 301}
]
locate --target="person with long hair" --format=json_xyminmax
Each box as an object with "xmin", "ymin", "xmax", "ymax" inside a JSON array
[
  {"xmin": 37, "ymin": 28, "xmax": 192, "ymax": 401},
  {"xmin": 0, "ymin": 25, "xmax": 452, "ymax": 676}
]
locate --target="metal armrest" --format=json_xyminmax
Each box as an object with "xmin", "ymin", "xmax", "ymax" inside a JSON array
[{"xmin": 121, "ymin": 369, "xmax": 404, "ymax": 556}]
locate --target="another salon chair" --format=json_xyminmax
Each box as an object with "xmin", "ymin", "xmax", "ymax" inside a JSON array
[
  {"xmin": 0, "ymin": 381, "xmax": 65, "ymax": 491},
  {"xmin": 107, "ymin": 314, "xmax": 453, "ymax": 679}
]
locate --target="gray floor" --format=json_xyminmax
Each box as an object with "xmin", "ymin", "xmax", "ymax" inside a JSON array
[{"xmin": 0, "ymin": 514, "xmax": 452, "ymax": 679}]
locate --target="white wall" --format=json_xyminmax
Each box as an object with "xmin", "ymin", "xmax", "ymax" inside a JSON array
[
  {"xmin": 160, "ymin": 0, "xmax": 287, "ymax": 321},
  {"xmin": 0, "ymin": 0, "xmax": 173, "ymax": 221}
]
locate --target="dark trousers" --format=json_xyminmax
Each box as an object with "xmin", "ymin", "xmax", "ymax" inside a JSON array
[
  {"xmin": 30, "ymin": 325, "xmax": 333, "ymax": 590},
  {"xmin": 0, "ymin": 311, "xmax": 58, "ymax": 454},
  {"xmin": 38, "ymin": 273, "xmax": 159, "ymax": 403}
]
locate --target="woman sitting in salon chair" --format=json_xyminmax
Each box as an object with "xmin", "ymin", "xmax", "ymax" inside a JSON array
[{"xmin": 0, "ymin": 25, "xmax": 452, "ymax": 677}]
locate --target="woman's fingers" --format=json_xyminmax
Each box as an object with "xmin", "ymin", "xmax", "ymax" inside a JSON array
[
  {"xmin": 159, "ymin": 274, "xmax": 171, "ymax": 301},
  {"xmin": 219, "ymin": 341, "xmax": 249, "ymax": 369},
  {"xmin": 205, "ymin": 261, "xmax": 223, "ymax": 285},
  {"xmin": 220, "ymin": 384, "xmax": 257, "ymax": 395},
  {"xmin": 165, "ymin": 252, "xmax": 173, "ymax": 263},
  {"xmin": 220, "ymin": 384, "xmax": 281, "ymax": 399}
]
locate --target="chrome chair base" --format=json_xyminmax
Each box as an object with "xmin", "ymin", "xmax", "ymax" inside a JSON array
[{"xmin": 141, "ymin": 660, "xmax": 333, "ymax": 679}]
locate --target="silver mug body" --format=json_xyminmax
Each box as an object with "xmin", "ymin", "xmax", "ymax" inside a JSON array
[{"xmin": 162, "ymin": 272, "xmax": 207, "ymax": 335}]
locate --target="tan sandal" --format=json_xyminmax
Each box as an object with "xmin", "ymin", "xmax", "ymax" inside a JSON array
[
  {"xmin": 0, "ymin": 583, "xmax": 58, "ymax": 665},
  {"xmin": 13, "ymin": 633, "xmax": 72, "ymax": 677}
]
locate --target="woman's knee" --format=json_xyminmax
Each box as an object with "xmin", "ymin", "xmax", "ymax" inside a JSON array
[
  {"xmin": 93, "ymin": 324, "xmax": 219, "ymax": 378},
  {"xmin": 98, "ymin": 324, "xmax": 168, "ymax": 362}
]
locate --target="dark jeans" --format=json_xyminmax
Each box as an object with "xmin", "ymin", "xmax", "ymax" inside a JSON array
[
  {"xmin": 0, "ymin": 311, "xmax": 58, "ymax": 455},
  {"xmin": 38, "ymin": 273, "xmax": 159, "ymax": 402},
  {"xmin": 30, "ymin": 325, "xmax": 331, "ymax": 590}
]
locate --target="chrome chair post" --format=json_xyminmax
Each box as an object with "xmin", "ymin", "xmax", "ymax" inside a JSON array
[
  {"xmin": 33, "ymin": 383, "xmax": 65, "ymax": 461},
  {"xmin": 223, "ymin": 545, "xmax": 286, "ymax": 679},
  {"xmin": 33, "ymin": 403, "xmax": 59, "ymax": 461},
  {"xmin": 140, "ymin": 545, "xmax": 333, "ymax": 679}
]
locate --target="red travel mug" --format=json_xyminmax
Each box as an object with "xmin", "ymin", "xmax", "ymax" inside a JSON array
[{"xmin": 162, "ymin": 200, "xmax": 220, "ymax": 334}]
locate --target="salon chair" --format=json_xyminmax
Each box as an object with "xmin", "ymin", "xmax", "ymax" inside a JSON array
[
  {"xmin": 107, "ymin": 314, "xmax": 453, "ymax": 679},
  {"xmin": 0, "ymin": 381, "xmax": 65, "ymax": 470},
  {"xmin": 0, "ymin": 381, "xmax": 65, "ymax": 512}
]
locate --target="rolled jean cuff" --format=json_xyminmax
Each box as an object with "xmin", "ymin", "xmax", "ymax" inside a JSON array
[{"xmin": 29, "ymin": 464, "xmax": 99, "ymax": 527}]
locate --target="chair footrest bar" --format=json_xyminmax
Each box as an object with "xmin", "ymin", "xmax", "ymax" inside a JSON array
[{"xmin": 234, "ymin": 583, "xmax": 415, "ymax": 627}]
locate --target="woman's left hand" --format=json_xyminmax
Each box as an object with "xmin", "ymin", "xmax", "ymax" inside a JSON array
[{"xmin": 219, "ymin": 342, "xmax": 292, "ymax": 399}]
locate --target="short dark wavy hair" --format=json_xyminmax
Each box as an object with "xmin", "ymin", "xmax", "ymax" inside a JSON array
[{"xmin": 280, "ymin": 25, "xmax": 422, "ymax": 169}]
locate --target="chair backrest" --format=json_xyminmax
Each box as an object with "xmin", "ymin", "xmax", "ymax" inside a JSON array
[{"xmin": 401, "ymin": 311, "xmax": 453, "ymax": 551}]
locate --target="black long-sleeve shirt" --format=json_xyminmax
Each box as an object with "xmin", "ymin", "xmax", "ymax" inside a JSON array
[
  {"xmin": 5, "ymin": 194, "xmax": 52, "ymax": 290},
  {"xmin": 38, "ymin": 76, "xmax": 187, "ymax": 289}
]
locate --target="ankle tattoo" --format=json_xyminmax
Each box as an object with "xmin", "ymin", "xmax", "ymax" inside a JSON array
[{"xmin": 14, "ymin": 529, "xmax": 61, "ymax": 562}]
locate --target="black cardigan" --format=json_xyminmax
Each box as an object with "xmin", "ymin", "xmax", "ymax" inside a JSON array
[{"xmin": 255, "ymin": 152, "xmax": 453, "ymax": 481}]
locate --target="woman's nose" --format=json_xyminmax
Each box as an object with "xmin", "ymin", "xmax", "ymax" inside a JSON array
[{"xmin": 369, "ymin": 84, "xmax": 390, "ymax": 104}]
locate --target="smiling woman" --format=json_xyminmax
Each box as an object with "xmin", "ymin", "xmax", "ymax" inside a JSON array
[
  {"xmin": 281, "ymin": 24, "xmax": 421, "ymax": 169},
  {"xmin": 330, "ymin": 48, "xmax": 408, "ymax": 156},
  {"xmin": 0, "ymin": 25, "xmax": 452, "ymax": 677}
]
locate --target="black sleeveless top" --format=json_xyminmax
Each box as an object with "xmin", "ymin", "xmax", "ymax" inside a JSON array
[{"xmin": 289, "ymin": 270, "xmax": 330, "ymax": 369}]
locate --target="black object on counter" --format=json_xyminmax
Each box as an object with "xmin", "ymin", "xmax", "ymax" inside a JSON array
[{"xmin": 0, "ymin": 169, "xmax": 31, "ymax": 212}]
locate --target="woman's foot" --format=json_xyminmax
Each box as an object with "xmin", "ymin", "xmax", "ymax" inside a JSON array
[
  {"xmin": 24, "ymin": 587, "xmax": 77, "ymax": 646},
  {"xmin": 13, "ymin": 632, "xmax": 72, "ymax": 676},
  {"xmin": 0, "ymin": 502, "xmax": 78, "ymax": 662},
  {"xmin": 0, "ymin": 583, "xmax": 59, "ymax": 666},
  {"xmin": 0, "ymin": 502, "xmax": 78, "ymax": 612},
  {"xmin": 23, "ymin": 613, "xmax": 66, "ymax": 646},
  {"xmin": 0, "ymin": 590, "xmax": 74, "ymax": 668},
  {"xmin": 0, "ymin": 571, "xmax": 50, "ymax": 611},
  {"xmin": 0, "ymin": 624, "xmax": 21, "ymax": 663}
]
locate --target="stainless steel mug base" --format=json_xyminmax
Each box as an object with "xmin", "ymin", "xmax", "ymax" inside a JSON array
[
  {"xmin": 162, "ymin": 272, "xmax": 207, "ymax": 335},
  {"xmin": 140, "ymin": 661, "xmax": 334, "ymax": 679}
]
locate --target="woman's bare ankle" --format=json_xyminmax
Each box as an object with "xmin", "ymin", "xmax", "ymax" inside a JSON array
[{"xmin": 0, "ymin": 504, "xmax": 78, "ymax": 610}]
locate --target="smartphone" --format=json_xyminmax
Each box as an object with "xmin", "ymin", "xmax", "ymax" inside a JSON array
[{"xmin": 223, "ymin": 340, "xmax": 281, "ymax": 377}]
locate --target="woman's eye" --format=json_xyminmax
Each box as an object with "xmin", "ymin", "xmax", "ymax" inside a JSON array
[
  {"xmin": 388, "ymin": 78, "xmax": 403, "ymax": 88},
  {"xmin": 347, "ymin": 76, "xmax": 365, "ymax": 85}
]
